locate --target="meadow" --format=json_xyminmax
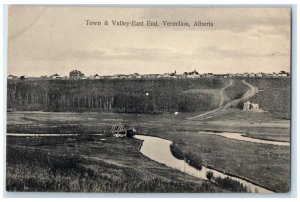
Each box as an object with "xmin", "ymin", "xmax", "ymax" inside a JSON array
[
  {"xmin": 245, "ymin": 77, "xmax": 291, "ymax": 119},
  {"xmin": 7, "ymin": 135, "xmax": 222, "ymax": 192}
]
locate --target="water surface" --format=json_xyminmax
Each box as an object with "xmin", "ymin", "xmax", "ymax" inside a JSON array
[{"xmin": 135, "ymin": 135, "xmax": 273, "ymax": 193}]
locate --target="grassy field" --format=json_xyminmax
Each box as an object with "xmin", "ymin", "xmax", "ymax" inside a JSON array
[
  {"xmin": 224, "ymin": 79, "xmax": 249, "ymax": 105},
  {"xmin": 179, "ymin": 89, "xmax": 222, "ymax": 111},
  {"xmin": 6, "ymin": 135, "xmax": 222, "ymax": 192},
  {"xmin": 245, "ymin": 78, "xmax": 291, "ymax": 119}
]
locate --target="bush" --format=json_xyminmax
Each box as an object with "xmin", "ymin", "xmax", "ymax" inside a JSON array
[
  {"xmin": 206, "ymin": 171, "xmax": 214, "ymax": 181},
  {"xmin": 214, "ymin": 176, "xmax": 248, "ymax": 192},
  {"xmin": 170, "ymin": 141, "xmax": 202, "ymax": 170}
]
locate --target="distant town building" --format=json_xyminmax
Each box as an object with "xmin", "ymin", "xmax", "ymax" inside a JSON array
[
  {"xmin": 278, "ymin": 71, "xmax": 289, "ymax": 77},
  {"xmin": 242, "ymin": 73, "xmax": 249, "ymax": 77},
  {"xmin": 202, "ymin": 73, "xmax": 213, "ymax": 78},
  {"xmin": 187, "ymin": 70, "xmax": 201, "ymax": 78},
  {"xmin": 50, "ymin": 73, "xmax": 61, "ymax": 80},
  {"xmin": 117, "ymin": 74, "xmax": 127, "ymax": 79},
  {"xmin": 127, "ymin": 73, "xmax": 142, "ymax": 79},
  {"xmin": 159, "ymin": 73, "xmax": 171, "ymax": 78},
  {"xmin": 94, "ymin": 74, "xmax": 101, "ymax": 79},
  {"xmin": 255, "ymin": 73, "xmax": 263, "ymax": 77},
  {"xmin": 243, "ymin": 101, "xmax": 259, "ymax": 112},
  {"xmin": 249, "ymin": 73, "xmax": 255, "ymax": 77},
  {"xmin": 7, "ymin": 75, "xmax": 18, "ymax": 80},
  {"xmin": 143, "ymin": 74, "xmax": 159, "ymax": 79}
]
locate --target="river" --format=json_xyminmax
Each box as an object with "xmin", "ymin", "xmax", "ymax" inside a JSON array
[
  {"xmin": 135, "ymin": 135, "xmax": 273, "ymax": 193},
  {"xmin": 198, "ymin": 131, "xmax": 289, "ymax": 146},
  {"xmin": 7, "ymin": 133, "xmax": 78, "ymax": 137}
]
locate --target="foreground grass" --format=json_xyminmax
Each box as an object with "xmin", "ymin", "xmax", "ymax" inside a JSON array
[{"xmin": 6, "ymin": 135, "xmax": 221, "ymax": 192}]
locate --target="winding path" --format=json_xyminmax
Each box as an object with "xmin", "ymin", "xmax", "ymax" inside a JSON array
[
  {"xmin": 222, "ymin": 79, "xmax": 258, "ymax": 110},
  {"xmin": 187, "ymin": 79, "xmax": 258, "ymax": 120}
]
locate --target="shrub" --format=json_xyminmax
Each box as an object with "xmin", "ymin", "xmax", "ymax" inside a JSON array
[
  {"xmin": 214, "ymin": 176, "xmax": 248, "ymax": 192},
  {"xmin": 170, "ymin": 141, "xmax": 202, "ymax": 170},
  {"xmin": 206, "ymin": 171, "xmax": 214, "ymax": 181}
]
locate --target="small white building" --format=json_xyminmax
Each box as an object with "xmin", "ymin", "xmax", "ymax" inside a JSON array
[{"xmin": 243, "ymin": 101, "xmax": 259, "ymax": 112}]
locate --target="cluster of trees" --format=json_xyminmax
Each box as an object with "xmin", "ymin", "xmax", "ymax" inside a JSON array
[
  {"xmin": 7, "ymin": 78, "xmax": 225, "ymax": 113},
  {"xmin": 69, "ymin": 70, "xmax": 85, "ymax": 80},
  {"xmin": 170, "ymin": 140, "xmax": 203, "ymax": 170},
  {"xmin": 206, "ymin": 171, "xmax": 249, "ymax": 192}
]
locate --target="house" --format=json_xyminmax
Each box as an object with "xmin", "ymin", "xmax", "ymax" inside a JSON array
[
  {"xmin": 202, "ymin": 73, "xmax": 213, "ymax": 78},
  {"xmin": 242, "ymin": 73, "xmax": 249, "ymax": 77},
  {"xmin": 255, "ymin": 72, "xmax": 263, "ymax": 77},
  {"xmin": 243, "ymin": 101, "xmax": 259, "ymax": 112},
  {"xmin": 110, "ymin": 75, "xmax": 119, "ymax": 79},
  {"xmin": 170, "ymin": 71, "xmax": 177, "ymax": 78},
  {"xmin": 126, "ymin": 73, "xmax": 142, "ymax": 79},
  {"xmin": 278, "ymin": 71, "xmax": 289, "ymax": 77},
  {"xmin": 249, "ymin": 73, "xmax": 255, "ymax": 77},
  {"xmin": 111, "ymin": 125, "xmax": 136, "ymax": 138},
  {"xmin": 187, "ymin": 70, "xmax": 201, "ymax": 78},
  {"xmin": 255, "ymin": 73, "xmax": 263, "ymax": 77},
  {"xmin": 159, "ymin": 73, "xmax": 171, "ymax": 78},
  {"xmin": 128, "ymin": 74, "xmax": 135, "ymax": 79},
  {"xmin": 50, "ymin": 74, "xmax": 61, "ymax": 80},
  {"xmin": 143, "ymin": 74, "xmax": 159, "ymax": 79},
  {"xmin": 176, "ymin": 74, "xmax": 185, "ymax": 79},
  {"xmin": 117, "ymin": 74, "xmax": 128, "ymax": 79},
  {"xmin": 94, "ymin": 74, "xmax": 101, "ymax": 79},
  {"xmin": 135, "ymin": 73, "xmax": 142, "ymax": 79},
  {"xmin": 7, "ymin": 75, "xmax": 18, "ymax": 80}
]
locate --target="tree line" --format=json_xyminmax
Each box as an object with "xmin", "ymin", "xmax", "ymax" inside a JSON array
[{"xmin": 7, "ymin": 79, "xmax": 225, "ymax": 113}]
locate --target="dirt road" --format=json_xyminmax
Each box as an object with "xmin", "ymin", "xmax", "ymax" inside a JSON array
[
  {"xmin": 222, "ymin": 79, "xmax": 258, "ymax": 110},
  {"xmin": 187, "ymin": 79, "xmax": 258, "ymax": 120}
]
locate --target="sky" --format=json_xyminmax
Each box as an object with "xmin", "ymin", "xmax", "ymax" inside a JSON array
[{"xmin": 7, "ymin": 7, "xmax": 291, "ymax": 76}]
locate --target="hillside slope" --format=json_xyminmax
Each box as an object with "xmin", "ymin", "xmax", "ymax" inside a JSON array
[
  {"xmin": 7, "ymin": 79, "xmax": 226, "ymax": 113},
  {"xmin": 245, "ymin": 78, "xmax": 290, "ymax": 119}
]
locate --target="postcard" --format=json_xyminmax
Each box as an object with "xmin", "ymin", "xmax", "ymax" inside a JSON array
[{"xmin": 6, "ymin": 6, "xmax": 291, "ymax": 193}]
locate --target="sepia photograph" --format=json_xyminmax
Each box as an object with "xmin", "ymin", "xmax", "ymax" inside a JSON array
[{"xmin": 5, "ymin": 6, "xmax": 291, "ymax": 194}]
